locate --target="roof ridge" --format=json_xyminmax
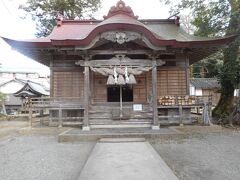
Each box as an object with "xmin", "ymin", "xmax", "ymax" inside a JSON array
[{"xmin": 103, "ymin": 0, "xmax": 138, "ymax": 20}]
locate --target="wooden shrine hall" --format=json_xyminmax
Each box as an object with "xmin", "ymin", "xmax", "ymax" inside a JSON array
[{"xmin": 2, "ymin": 0, "xmax": 235, "ymax": 130}]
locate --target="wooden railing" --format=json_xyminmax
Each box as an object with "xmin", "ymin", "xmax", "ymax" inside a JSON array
[
  {"xmin": 27, "ymin": 97, "xmax": 84, "ymax": 109},
  {"xmin": 26, "ymin": 97, "xmax": 85, "ymax": 127},
  {"xmin": 158, "ymin": 95, "xmax": 212, "ymax": 106}
]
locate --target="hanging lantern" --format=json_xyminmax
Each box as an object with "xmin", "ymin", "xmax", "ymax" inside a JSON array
[
  {"xmin": 117, "ymin": 74, "xmax": 125, "ymax": 85},
  {"xmin": 107, "ymin": 75, "xmax": 115, "ymax": 85},
  {"xmin": 127, "ymin": 74, "xmax": 137, "ymax": 84}
]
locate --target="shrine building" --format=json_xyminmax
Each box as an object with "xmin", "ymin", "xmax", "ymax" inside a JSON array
[{"xmin": 2, "ymin": 1, "xmax": 235, "ymax": 130}]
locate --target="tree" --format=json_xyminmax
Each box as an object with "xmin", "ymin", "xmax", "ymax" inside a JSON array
[
  {"xmin": 191, "ymin": 52, "xmax": 224, "ymax": 78},
  {"xmin": 161, "ymin": 0, "xmax": 240, "ymax": 119},
  {"xmin": 20, "ymin": 0, "xmax": 101, "ymax": 37},
  {"xmin": 0, "ymin": 92, "xmax": 6, "ymax": 116}
]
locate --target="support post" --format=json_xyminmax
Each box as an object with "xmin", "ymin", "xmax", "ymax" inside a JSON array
[
  {"xmin": 208, "ymin": 104, "xmax": 212, "ymax": 124},
  {"xmin": 203, "ymin": 102, "xmax": 210, "ymax": 125},
  {"xmin": 50, "ymin": 58, "xmax": 54, "ymax": 97},
  {"xmin": 28, "ymin": 98, "xmax": 32, "ymax": 127},
  {"xmin": 49, "ymin": 58, "xmax": 54, "ymax": 127},
  {"xmin": 179, "ymin": 105, "xmax": 183, "ymax": 126},
  {"xmin": 185, "ymin": 55, "xmax": 190, "ymax": 95},
  {"xmin": 208, "ymin": 96, "xmax": 212, "ymax": 124},
  {"xmin": 83, "ymin": 57, "xmax": 90, "ymax": 131},
  {"xmin": 151, "ymin": 58, "xmax": 160, "ymax": 130},
  {"xmin": 49, "ymin": 110, "xmax": 53, "ymax": 126},
  {"xmin": 58, "ymin": 105, "xmax": 62, "ymax": 128},
  {"xmin": 29, "ymin": 108, "xmax": 32, "ymax": 127}
]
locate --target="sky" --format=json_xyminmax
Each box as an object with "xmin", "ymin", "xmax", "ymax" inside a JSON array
[{"xmin": 0, "ymin": 0, "xmax": 170, "ymax": 76}]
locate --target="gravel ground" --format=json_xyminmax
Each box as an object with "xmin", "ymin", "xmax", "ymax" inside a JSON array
[
  {"xmin": 0, "ymin": 121, "xmax": 28, "ymax": 141},
  {"xmin": 0, "ymin": 135, "xmax": 95, "ymax": 180},
  {"xmin": 1, "ymin": 119, "xmax": 240, "ymax": 180},
  {"xmin": 151, "ymin": 132, "xmax": 240, "ymax": 180}
]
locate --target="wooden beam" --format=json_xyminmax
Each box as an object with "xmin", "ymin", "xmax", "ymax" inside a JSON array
[
  {"xmin": 56, "ymin": 49, "xmax": 154, "ymax": 56},
  {"xmin": 76, "ymin": 59, "xmax": 165, "ymax": 67},
  {"xmin": 89, "ymin": 49, "xmax": 153, "ymax": 55},
  {"xmin": 51, "ymin": 67, "xmax": 83, "ymax": 71}
]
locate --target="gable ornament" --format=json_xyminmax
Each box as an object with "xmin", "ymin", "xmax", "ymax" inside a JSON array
[{"xmin": 101, "ymin": 31, "xmax": 141, "ymax": 44}]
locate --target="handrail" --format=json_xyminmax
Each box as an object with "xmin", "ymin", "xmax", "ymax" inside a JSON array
[{"xmin": 26, "ymin": 97, "xmax": 84, "ymax": 108}]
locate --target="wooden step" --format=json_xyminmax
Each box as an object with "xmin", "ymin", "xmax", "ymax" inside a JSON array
[
  {"xmin": 90, "ymin": 123, "xmax": 152, "ymax": 129},
  {"xmin": 89, "ymin": 117, "xmax": 153, "ymax": 128}
]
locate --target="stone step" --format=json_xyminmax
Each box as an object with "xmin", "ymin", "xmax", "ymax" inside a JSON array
[
  {"xmin": 99, "ymin": 138, "xmax": 146, "ymax": 143},
  {"xmin": 89, "ymin": 119, "xmax": 152, "ymax": 126}
]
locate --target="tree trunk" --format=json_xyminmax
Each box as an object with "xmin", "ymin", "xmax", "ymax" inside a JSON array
[
  {"xmin": 213, "ymin": 87, "xmax": 234, "ymax": 117},
  {"xmin": 1, "ymin": 101, "xmax": 7, "ymax": 115},
  {"xmin": 213, "ymin": 41, "xmax": 239, "ymax": 117}
]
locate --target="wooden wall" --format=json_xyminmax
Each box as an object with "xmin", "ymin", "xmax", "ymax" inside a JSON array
[
  {"xmin": 50, "ymin": 59, "xmax": 188, "ymax": 101},
  {"xmin": 52, "ymin": 71, "xmax": 84, "ymax": 98},
  {"xmin": 157, "ymin": 67, "xmax": 187, "ymax": 96},
  {"xmin": 92, "ymin": 73, "xmax": 107, "ymax": 102},
  {"xmin": 133, "ymin": 74, "xmax": 148, "ymax": 103}
]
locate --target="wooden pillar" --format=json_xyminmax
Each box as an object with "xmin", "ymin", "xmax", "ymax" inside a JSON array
[
  {"xmin": 49, "ymin": 58, "xmax": 54, "ymax": 126},
  {"xmin": 28, "ymin": 98, "xmax": 32, "ymax": 127},
  {"xmin": 49, "ymin": 110, "xmax": 53, "ymax": 126},
  {"xmin": 83, "ymin": 57, "xmax": 90, "ymax": 131},
  {"xmin": 58, "ymin": 105, "xmax": 62, "ymax": 128},
  {"xmin": 203, "ymin": 102, "xmax": 209, "ymax": 125},
  {"xmin": 50, "ymin": 58, "xmax": 54, "ymax": 97},
  {"xmin": 185, "ymin": 55, "xmax": 190, "ymax": 95},
  {"xmin": 151, "ymin": 59, "xmax": 160, "ymax": 130},
  {"xmin": 29, "ymin": 108, "xmax": 32, "ymax": 127},
  {"xmin": 179, "ymin": 105, "xmax": 183, "ymax": 126},
  {"xmin": 208, "ymin": 103, "xmax": 212, "ymax": 124}
]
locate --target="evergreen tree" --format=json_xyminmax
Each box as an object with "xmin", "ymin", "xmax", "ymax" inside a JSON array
[{"xmin": 20, "ymin": 0, "xmax": 101, "ymax": 37}]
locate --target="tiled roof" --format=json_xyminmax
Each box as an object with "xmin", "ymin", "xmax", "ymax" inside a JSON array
[
  {"xmin": 16, "ymin": 79, "xmax": 49, "ymax": 96},
  {"xmin": 190, "ymin": 78, "xmax": 221, "ymax": 89},
  {"xmin": 1, "ymin": 0, "xmax": 236, "ymax": 66}
]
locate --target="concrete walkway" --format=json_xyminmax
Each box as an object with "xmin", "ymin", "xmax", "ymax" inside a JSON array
[{"xmin": 78, "ymin": 138, "xmax": 178, "ymax": 180}]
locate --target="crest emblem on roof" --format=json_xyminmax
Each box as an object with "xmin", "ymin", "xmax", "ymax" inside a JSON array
[{"xmin": 101, "ymin": 31, "xmax": 141, "ymax": 44}]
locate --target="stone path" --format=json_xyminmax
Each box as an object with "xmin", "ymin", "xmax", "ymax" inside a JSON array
[{"xmin": 78, "ymin": 138, "xmax": 178, "ymax": 180}]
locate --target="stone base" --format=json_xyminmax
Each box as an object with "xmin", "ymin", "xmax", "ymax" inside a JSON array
[
  {"xmin": 82, "ymin": 126, "xmax": 90, "ymax": 131},
  {"xmin": 151, "ymin": 125, "xmax": 160, "ymax": 130}
]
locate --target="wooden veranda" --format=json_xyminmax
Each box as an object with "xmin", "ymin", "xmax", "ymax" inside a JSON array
[{"xmin": 27, "ymin": 95, "xmax": 212, "ymax": 128}]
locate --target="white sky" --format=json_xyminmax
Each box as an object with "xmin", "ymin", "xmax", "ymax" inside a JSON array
[{"xmin": 0, "ymin": 0, "xmax": 170, "ymax": 76}]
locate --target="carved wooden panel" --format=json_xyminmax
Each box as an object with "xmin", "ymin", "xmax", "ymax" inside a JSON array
[{"xmin": 53, "ymin": 71, "xmax": 84, "ymax": 98}]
